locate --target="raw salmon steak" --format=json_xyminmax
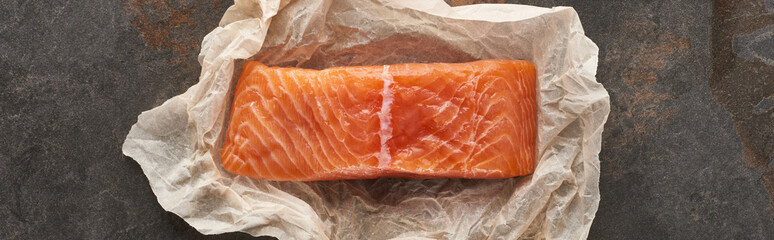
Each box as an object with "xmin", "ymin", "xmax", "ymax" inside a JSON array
[{"xmin": 220, "ymin": 60, "xmax": 537, "ymax": 181}]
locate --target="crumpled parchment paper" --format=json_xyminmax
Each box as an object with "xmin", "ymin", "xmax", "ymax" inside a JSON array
[{"xmin": 122, "ymin": 0, "xmax": 610, "ymax": 239}]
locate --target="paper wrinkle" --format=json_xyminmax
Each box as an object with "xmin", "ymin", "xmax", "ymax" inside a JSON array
[{"xmin": 122, "ymin": 0, "xmax": 610, "ymax": 239}]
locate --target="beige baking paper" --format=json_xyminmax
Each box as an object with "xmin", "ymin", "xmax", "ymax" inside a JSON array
[{"xmin": 122, "ymin": 0, "xmax": 610, "ymax": 239}]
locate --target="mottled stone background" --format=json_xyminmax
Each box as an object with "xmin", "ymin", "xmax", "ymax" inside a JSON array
[{"xmin": 1, "ymin": 0, "xmax": 772, "ymax": 239}]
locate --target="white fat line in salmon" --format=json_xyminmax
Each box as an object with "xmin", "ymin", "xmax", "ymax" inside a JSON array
[{"xmin": 377, "ymin": 65, "xmax": 394, "ymax": 168}]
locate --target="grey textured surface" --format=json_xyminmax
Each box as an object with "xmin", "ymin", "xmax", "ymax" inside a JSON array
[{"xmin": 1, "ymin": 0, "xmax": 773, "ymax": 239}]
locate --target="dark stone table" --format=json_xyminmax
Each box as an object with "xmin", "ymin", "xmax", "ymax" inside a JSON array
[{"xmin": 2, "ymin": 0, "xmax": 772, "ymax": 239}]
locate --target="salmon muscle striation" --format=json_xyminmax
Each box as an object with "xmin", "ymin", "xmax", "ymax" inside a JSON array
[{"xmin": 220, "ymin": 60, "xmax": 537, "ymax": 181}]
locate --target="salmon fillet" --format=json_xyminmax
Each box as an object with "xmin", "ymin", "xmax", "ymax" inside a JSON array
[{"xmin": 221, "ymin": 60, "xmax": 537, "ymax": 181}]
